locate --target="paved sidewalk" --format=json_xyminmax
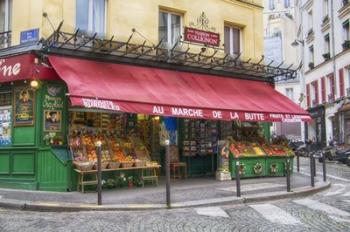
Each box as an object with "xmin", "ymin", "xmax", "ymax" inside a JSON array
[{"xmin": 0, "ymin": 173, "xmax": 330, "ymax": 211}]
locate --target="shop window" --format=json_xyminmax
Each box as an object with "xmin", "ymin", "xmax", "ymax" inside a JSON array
[
  {"xmin": 0, "ymin": 0, "xmax": 11, "ymax": 32},
  {"xmin": 224, "ymin": 26, "xmax": 241, "ymax": 56},
  {"xmin": 76, "ymin": 0, "xmax": 106, "ymax": 36},
  {"xmin": 0, "ymin": 91, "xmax": 12, "ymax": 146},
  {"xmin": 285, "ymin": 88, "xmax": 294, "ymax": 101},
  {"xmin": 158, "ymin": 11, "xmax": 182, "ymax": 47}
]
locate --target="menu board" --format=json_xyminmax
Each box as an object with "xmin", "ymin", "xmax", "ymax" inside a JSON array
[
  {"xmin": 0, "ymin": 106, "xmax": 12, "ymax": 146},
  {"xmin": 14, "ymin": 87, "xmax": 35, "ymax": 126}
]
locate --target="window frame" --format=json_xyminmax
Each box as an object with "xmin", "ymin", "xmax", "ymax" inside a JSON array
[
  {"xmin": 158, "ymin": 10, "xmax": 183, "ymax": 47},
  {"xmin": 0, "ymin": 0, "xmax": 11, "ymax": 32},
  {"xmin": 323, "ymin": 0, "xmax": 329, "ymax": 17},
  {"xmin": 309, "ymin": 45, "xmax": 314, "ymax": 64},
  {"xmin": 224, "ymin": 25, "xmax": 242, "ymax": 56},
  {"xmin": 308, "ymin": 10, "xmax": 313, "ymax": 30},
  {"xmin": 343, "ymin": 20, "xmax": 350, "ymax": 41},
  {"xmin": 324, "ymin": 34, "xmax": 330, "ymax": 54},
  {"xmin": 76, "ymin": 0, "xmax": 107, "ymax": 35}
]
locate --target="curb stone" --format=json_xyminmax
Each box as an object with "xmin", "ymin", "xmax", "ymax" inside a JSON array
[{"xmin": 0, "ymin": 182, "xmax": 331, "ymax": 212}]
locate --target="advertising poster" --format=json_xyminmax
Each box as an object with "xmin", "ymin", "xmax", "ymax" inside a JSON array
[
  {"xmin": 0, "ymin": 106, "xmax": 12, "ymax": 146},
  {"xmin": 14, "ymin": 87, "xmax": 35, "ymax": 126}
]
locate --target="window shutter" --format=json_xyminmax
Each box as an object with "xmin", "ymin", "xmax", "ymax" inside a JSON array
[
  {"xmin": 339, "ymin": 68, "xmax": 345, "ymax": 97},
  {"xmin": 321, "ymin": 77, "xmax": 326, "ymax": 103},
  {"xmin": 306, "ymin": 84, "xmax": 311, "ymax": 108},
  {"xmin": 314, "ymin": 80, "xmax": 319, "ymax": 104},
  {"xmin": 328, "ymin": 73, "xmax": 335, "ymax": 100}
]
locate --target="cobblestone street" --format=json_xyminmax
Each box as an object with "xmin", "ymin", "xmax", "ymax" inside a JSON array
[{"xmin": 0, "ymin": 157, "xmax": 349, "ymax": 232}]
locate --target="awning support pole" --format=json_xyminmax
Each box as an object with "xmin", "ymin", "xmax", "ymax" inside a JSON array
[{"xmin": 96, "ymin": 142, "xmax": 102, "ymax": 205}]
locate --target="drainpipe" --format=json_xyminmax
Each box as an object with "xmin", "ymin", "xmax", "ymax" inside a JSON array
[{"xmin": 330, "ymin": 0, "xmax": 337, "ymax": 145}]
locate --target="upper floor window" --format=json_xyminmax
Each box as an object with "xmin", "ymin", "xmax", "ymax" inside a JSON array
[
  {"xmin": 269, "ymin": 0, "xmax": 275, "ymax": 10},
  {"xmin": 285, "ymin": 88, "xmax": 294, "ymax": 101},
  {"xmin": 159, "ymin": 11, "xmax": 181, "ymax": 47},
  {"xmin": 224, "ymin": 26, "xmax": 241, "ymax": 56},
  {"xmin": 76, "ymin": 0, "xmax": 106, "ymax": 35},
  {"xmin": 309, "ymin": 45, "xmax": 314, "ymax": 64},
  {"xmin": 307, "ymin": 10, "xmax": 313, "ymax": 30},
  {"xmin": 324, "ymin": 34, "xmax": 330, "ymax": 54},
  {"xmin": 0, "ymin": 0, "xmax": 12, "ymax": 32},
  {"xmin": 343, "ymin": 20, "xmax": 350, "ymax": 41},
  {"xmin": 323, "ymin": 0, "xmax": 329, "ymax": 17},
  {"xmin": 284, "ymin": 0, "xmax": 290, "ymax": 8},
  {"xmin": 343, "ymin": 0, "xmax": 349, "ymax": 7}
]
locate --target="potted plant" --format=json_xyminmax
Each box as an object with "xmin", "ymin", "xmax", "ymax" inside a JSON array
[
  {"xmin": 308, "ymin": 62, "xmax": 315, "ymax": 69},
  {"xmin": 322, "ymin": 52, "xmax": 330, "ymax": 60},
  {"xmin": 342, "ymin": 40, "xmax": 350, "ymax": 50}
]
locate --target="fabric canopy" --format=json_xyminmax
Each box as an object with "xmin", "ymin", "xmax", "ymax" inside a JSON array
[{"xmin": 48, "ymin": 55, "xmax": 311, "ymax": 122}]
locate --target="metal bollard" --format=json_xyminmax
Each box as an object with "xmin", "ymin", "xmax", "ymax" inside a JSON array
[
  {"xmin": 235, "ymin": 158, "xmax": 241, "ymax": 197},
  {"xmin": 313, "ymin": 154, "xmax": 317, "ymax": 177},
  {"xmin": 96, "ymin": 143, "xmax": 102, "ymax": 205},
  {"xmin": 322, "ymin": 151, "xmax": 327, "ymax": 182},
  {"xmin": 296, "ymin": 152, "xmax": 300, "ymax": 172},
  {"xmin": 286, "ymin": 159, "xmax": 291, "ymax": 192},
  {"xmin": 310, "ymin": 153, "xmax": 315, "ymax": 187},
  {"xmin": 165, "ymin": 141, "xmax": 171, "ymax": 208}
]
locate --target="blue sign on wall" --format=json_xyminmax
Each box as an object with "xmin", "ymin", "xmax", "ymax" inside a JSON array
[{"xmin": 20, "ymin": 28, "xmax": 40, "ymax": 44}]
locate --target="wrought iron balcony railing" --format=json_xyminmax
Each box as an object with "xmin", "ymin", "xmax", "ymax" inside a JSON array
[{"xmin": 0, "ymin": 31, "xmax": 11, "ymax": 49}]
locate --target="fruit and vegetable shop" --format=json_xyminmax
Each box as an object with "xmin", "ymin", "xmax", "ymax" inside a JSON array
[{"xmin": 0, "ymin": 34, "xmax": 311, "ymax": 192}]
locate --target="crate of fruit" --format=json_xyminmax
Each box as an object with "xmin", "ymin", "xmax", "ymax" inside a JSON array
[
  {"xmin": 73, "ymin": 161, "xmax": 94, "ymax": 171},
  {"xmin": 134, "ymin": 159, "xmax": 145, "ymax": 167},
  {"xmin": 108, "ymin": 161, "xmax": 120, "ymax": 169},
  {"xmin": 120, "ymin": 161, "xmax": 134, "ymax": 168}
]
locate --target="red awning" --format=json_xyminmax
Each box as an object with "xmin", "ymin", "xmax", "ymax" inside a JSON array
[
  {"xmin": 0, "ymin": 54, "xmax": 59, "ymax": 83},
  {"xmin": 49, "ymin": 55, "xmax": 311, "ymax": 122}
]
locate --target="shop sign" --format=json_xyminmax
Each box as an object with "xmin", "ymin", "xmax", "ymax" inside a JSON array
[
  {"xmin": 72, "ymin": 97, "xmax": 311, "ymax": 122},
  {"xmin": 0, "ymin": 54, "xmax": 34, "ymax": 82},
  {"xmin": 184, "ymin": 27, "xmax": 220, "ymax": 47},
  {"xmin": 43, "ymin": 85, "xmax": 64, "ymax": 110},
  {"xmin": 14, "ymin": 87, "xmax": 35, "ymax": 126},
  {"xmin": 82, "ymin": 98, "xmax": 120, "ymax": 111}
]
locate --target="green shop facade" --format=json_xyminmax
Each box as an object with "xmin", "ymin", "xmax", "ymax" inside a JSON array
[{"xmin": 0, "ymin": 43, "xmax": 311, "ymax": 192}]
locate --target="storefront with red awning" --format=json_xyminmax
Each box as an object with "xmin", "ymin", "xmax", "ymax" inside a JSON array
[{"xmin": 0, "ymin": 29, "xmax": 311, "ymax": 193}]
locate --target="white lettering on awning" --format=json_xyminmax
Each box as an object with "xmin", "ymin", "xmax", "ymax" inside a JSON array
[{"xmin": 82, "ymin": 98, "xmax": 120, "ymax": 111}]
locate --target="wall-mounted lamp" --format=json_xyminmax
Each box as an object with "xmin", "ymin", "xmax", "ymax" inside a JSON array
[{"xmin": 30, "ymin": 80, "xmax": 40, "ymax": 89}]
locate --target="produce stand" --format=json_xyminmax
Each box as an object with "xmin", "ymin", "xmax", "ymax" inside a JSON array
[
  {"xmin": 228, "ymin": 141, "xmax": 294, "ymax": 179},
  {"xmin": 75, "ymin": 165, "xmax": 161, "ymax": 193}
]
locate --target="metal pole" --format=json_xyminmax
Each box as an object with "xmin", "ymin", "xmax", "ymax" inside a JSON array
[
  {"xmin": 286, "ymin": 158, "xmax": 291, "ymax": 192},
  {"xmin": 235, "ymin": 158, "xmax": 241, "ymax": 197},
  {"xmin": 96, "ymin": 142, "xmax": 102, "ymax": 205},
  {"xmin": 310, "ymin": 154, "xmax": 314, "ymax": 187},
  {"xmin": 296, "ymin": 152, "xmax": 300, "ymax": 172},
  {"xmin": 165, "ymin": 140, "xmax": 171, "ymax": 208},
  {"xmin": 322, "ymin": 151, "xmax": 327, "ymax": 182},
  {"xmin": 313, "ymin": 154, "xmax": 316, "ymax": 177}
]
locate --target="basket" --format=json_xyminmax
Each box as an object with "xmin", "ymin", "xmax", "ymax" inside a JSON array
[
  {"xmin": 93, "ymin": 162, "xmax": 109, "ymax": 170},
  {"xmin": 120, "ymin": 161, "xmax": 134, "ymax": 168},
  {"xmin": 134, "ymin": 160, "xmax": 145, "ymax": 167},
  {"xmin": 108, "ymin": 162, "xmax": 120, "ymax": 169},
  {"xmin": 74, "ymin": 161, "xmax": 94, "ymax": 171}
]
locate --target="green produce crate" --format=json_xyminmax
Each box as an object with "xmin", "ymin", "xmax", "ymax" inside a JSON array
[
  {"xmin": 230, "ymin": 156, "xmax": 266, "ymax": 178},
  {"xmin": 265, "ymin": 156, "xmax": 294, "ymax": 177}
]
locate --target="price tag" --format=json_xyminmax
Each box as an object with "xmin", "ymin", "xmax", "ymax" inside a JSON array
[{"xmin": 236, "ymin": 161, "xmax": 240, "ymax": 166}]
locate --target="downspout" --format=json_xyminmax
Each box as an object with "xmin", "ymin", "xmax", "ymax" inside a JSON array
[{"xmin": 330, "ymin": 0, "xmax": 337, "ymax": 95}]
